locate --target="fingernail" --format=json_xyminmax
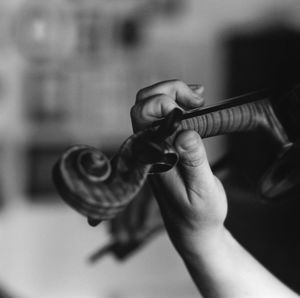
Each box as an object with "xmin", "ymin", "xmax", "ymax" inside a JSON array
[
  {"xmin": 178, "ymin": 133, "xmax": 200, "ymax": 151},
  {"xmin": 189, "ymin": 84, "xmax": 204, "ymax": 96}
]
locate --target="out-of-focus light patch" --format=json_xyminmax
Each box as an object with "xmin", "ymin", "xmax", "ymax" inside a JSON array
[
  {"xmin": 0, "ymin": 203, "xmax": 198, "ymax": 298},
  {"xmin": 32, "ymin": 18, "xmax": 47, "ymax": 42},
  {"xmin": 11, "ymin": 0, "xmax": 77, "ymax": 63}
]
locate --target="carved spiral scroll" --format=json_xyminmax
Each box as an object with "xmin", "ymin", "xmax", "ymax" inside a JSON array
[{"xmin": 53, "ymin": 133, "xmax": 152, "ymax": 221}]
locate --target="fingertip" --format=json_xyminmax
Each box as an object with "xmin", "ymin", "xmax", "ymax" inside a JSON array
[
  {"xmin": 179, "ymin": 84, "xmax": 205, "ymax": 108},
  {"xmin": 175, "ymin": 130, "xmax": 202, "ymax": 152},
  {"xmin": 174, "ymin": 131, "xmax": 216, "ymax": 189},
  {"xmin": 192, "ymin": 94, "xmax": 205, "ymax": 106},
  {"xmin": 131, "ymin": 94, "xmax": 183, "ymax": 131},
  {"xmin": 189, "ymin": 84, "xmax": 204, "ymax": 95},
  {"xmin": 189, "ymin": 84, "xmax": 204, "ymax": 102},
  {"xmin": 176, "ymin": 130, "xmax": 209, "ymax": 163},
  {"xmin": 174, "ymin": 131, "xmax": 208, "ymax": 167}
]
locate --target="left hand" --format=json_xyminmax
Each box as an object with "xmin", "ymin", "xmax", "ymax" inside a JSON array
[{"xmin": 131, "ymin": 80, "xmax": 228, "ymax": 256}]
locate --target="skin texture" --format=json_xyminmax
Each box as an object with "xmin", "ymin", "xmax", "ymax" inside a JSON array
[
  {"xmin": 131, "ymin": 80, "xmax": 227, "ymax": 254},
  {"xmin": 131, "ymin": 80, "xmax": 299, "ymax": 298}
]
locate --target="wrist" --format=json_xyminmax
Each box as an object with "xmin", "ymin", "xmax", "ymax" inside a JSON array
[{"xmin": 177, "ymin": 226, "xmax": 231, "ymax": 263}]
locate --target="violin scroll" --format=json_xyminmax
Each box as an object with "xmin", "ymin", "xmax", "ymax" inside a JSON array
[
  {"xmin": 75, "ymin": 146, "xmax": 112, "ymax": 182},
  {"xmin": 52, "ymin": 145, "xmax": 123, "ymax": 221},
  {"xmin": 52, "ymin": 123, "xmax": 180, "ymax": 223}
]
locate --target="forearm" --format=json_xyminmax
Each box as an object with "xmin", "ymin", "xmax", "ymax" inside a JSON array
[{"xmin": 181, "ymin": 228, "xmax": 299, "ymax": 298}]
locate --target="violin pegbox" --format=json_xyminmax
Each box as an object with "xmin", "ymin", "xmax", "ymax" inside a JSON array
[
  {"xmin": 132, "ymin": 107, "xmax": 184, "ymax": 173},
  {"xmin": 51, "ymin": 125, "xmax": 178, "ymax": 224},
  {"xmin": 132, "ymin": 137, "xmax": 179, "ymax": 174}
]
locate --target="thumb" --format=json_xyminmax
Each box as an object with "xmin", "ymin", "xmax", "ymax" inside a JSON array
[{"xmin": 174, "ymin": 130, "xmax": 215, "ymax": 192}]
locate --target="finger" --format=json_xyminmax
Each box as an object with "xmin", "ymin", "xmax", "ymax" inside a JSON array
[
  {"xmin": 189, "ymin": 84, "xmax": 205, "ymax": 97},
  {"xmin": 150, "ymin": 167, "xmax": 191, "ymax": 219},
  {"xmin": 149, "ymin": 174, "xmax": 187, "ymax": 221},
  {"xmin": 174, "ymin": 130, "xmax": 216, "ymax": 198},
  {"xmin": 131, "ymin": 94, "xmax": 182, "ymax": 131},
  {"xmin": 136, "ymin": 80, "xmax": 204, "ymax": 109}
]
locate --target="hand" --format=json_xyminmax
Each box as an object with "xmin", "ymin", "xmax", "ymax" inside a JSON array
[{"xmin": 131, "ymin": 80, "xmax": 228, "ymax": 256}]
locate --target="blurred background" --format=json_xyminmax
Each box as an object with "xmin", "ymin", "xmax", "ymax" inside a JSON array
[{"xmin": 0, "ymin": 0, "xmax": 300, "ymax": 297}]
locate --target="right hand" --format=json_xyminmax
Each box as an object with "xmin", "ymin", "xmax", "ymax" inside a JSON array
[{"xmin": 131, "ymin": 80, "xmax": 228, "ymax": 256}]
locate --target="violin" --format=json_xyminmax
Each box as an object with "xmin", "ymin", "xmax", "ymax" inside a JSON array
[{"xmin": 52, "ymin": 85, "xmax": 300, "ymax": 227}]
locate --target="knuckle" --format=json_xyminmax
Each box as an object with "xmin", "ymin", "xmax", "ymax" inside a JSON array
[
  {"xmin": 140, "ymin": 104, "xmax": 148, "ymax": 119},
  {"xmin": 130, "ymin": 103, "xmax": 146, "ymax": 123},
  {"xmin": 139, "ymin": 99, "xmax": 155, "ymax": 119},
  {"xmin": 168, "ymin": 80, "xmax": 190, "ymax": 99},
  {"xmin": 136, "ymin": 88, "xmax": 147, "ymax": 102},
  {"xmin": 169, "ymin": 78, "xmax": 183, "ymax": 85},
  {"xmin": 172, "ymin": 79, "xmax": 187, "ymax": 89},
  {"xmin": 130, "ymin": 105, "xmax": 137, "ymax": 120},
  {"xmin": 154, "ymin": 95, "xmax": 177, "ymax": 114},
  {"xmin": 181, "ymin": 154, "xmax": 206, "ymax": 168}
]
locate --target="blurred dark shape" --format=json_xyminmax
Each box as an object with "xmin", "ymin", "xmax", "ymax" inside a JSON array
[
  {"xmin": 115, "ymin": 0, "xmax": 186, "ymax": 49},
  {"xmin": 84, "ymin": 11, "xmax": 102, "ymax": 59},
  {"xmin": 260, "ymin": 138, "xmax": 300, "ymax": 200},
  {"xmin": 272, "ymin": 82, "xmax": 300, "ymax": 142},
  {"xmin": 119, "ymin": 18, "xmax": 142, "ymax": 48},
  {"xmin": 224, "ymin": 23, "xmax": 300, "ymax": 190},
  {"xmin": 26, "ymin": 143, "xmax": 73, "ymax": 201},
  {"xmin": 223, "ymin": 21, "xmax": 300, "ymax": 293},
  {"xmin": 89, "ymin": 182, "xmax": 164, "ymax": 262},
  {"xmin": 23, "ymin": 69, "xmax": 69, "ymax": 123},
  {"xmin": 75, "ymin": 8, "xmax": 103, "ymax": 61},
  {"xmin": 0, "ymin": 75, "xmax": 7, "ymax": 102},
  {"xmin": 225, "ymin": 178, "xmax": 300, "ymax": 294},
  {"xmin": 0, "ymin": 285, "xmax": 18, "ymax": 298},
  {"xmin": 152, "ymin": 0, "xmax": 185, "ymax": 17},
  {"xmin": 225, "ymin": 24, "xmax": 300, "ymax": 95},
  {"xmin": 259, "ymin": 84, "xmax": 300, "ymax": 201},
  {"xmin": 89, "ymin": 222, "xmax": 163, "ymax": 262},
  {"xmin": 88, "ymin": 217, "xmax": 101, "ymax": 227}
]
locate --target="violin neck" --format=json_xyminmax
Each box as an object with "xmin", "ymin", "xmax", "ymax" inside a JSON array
[{"xmin": 179, "ymin": 90, "xmax": 289, "ymax": 144}]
